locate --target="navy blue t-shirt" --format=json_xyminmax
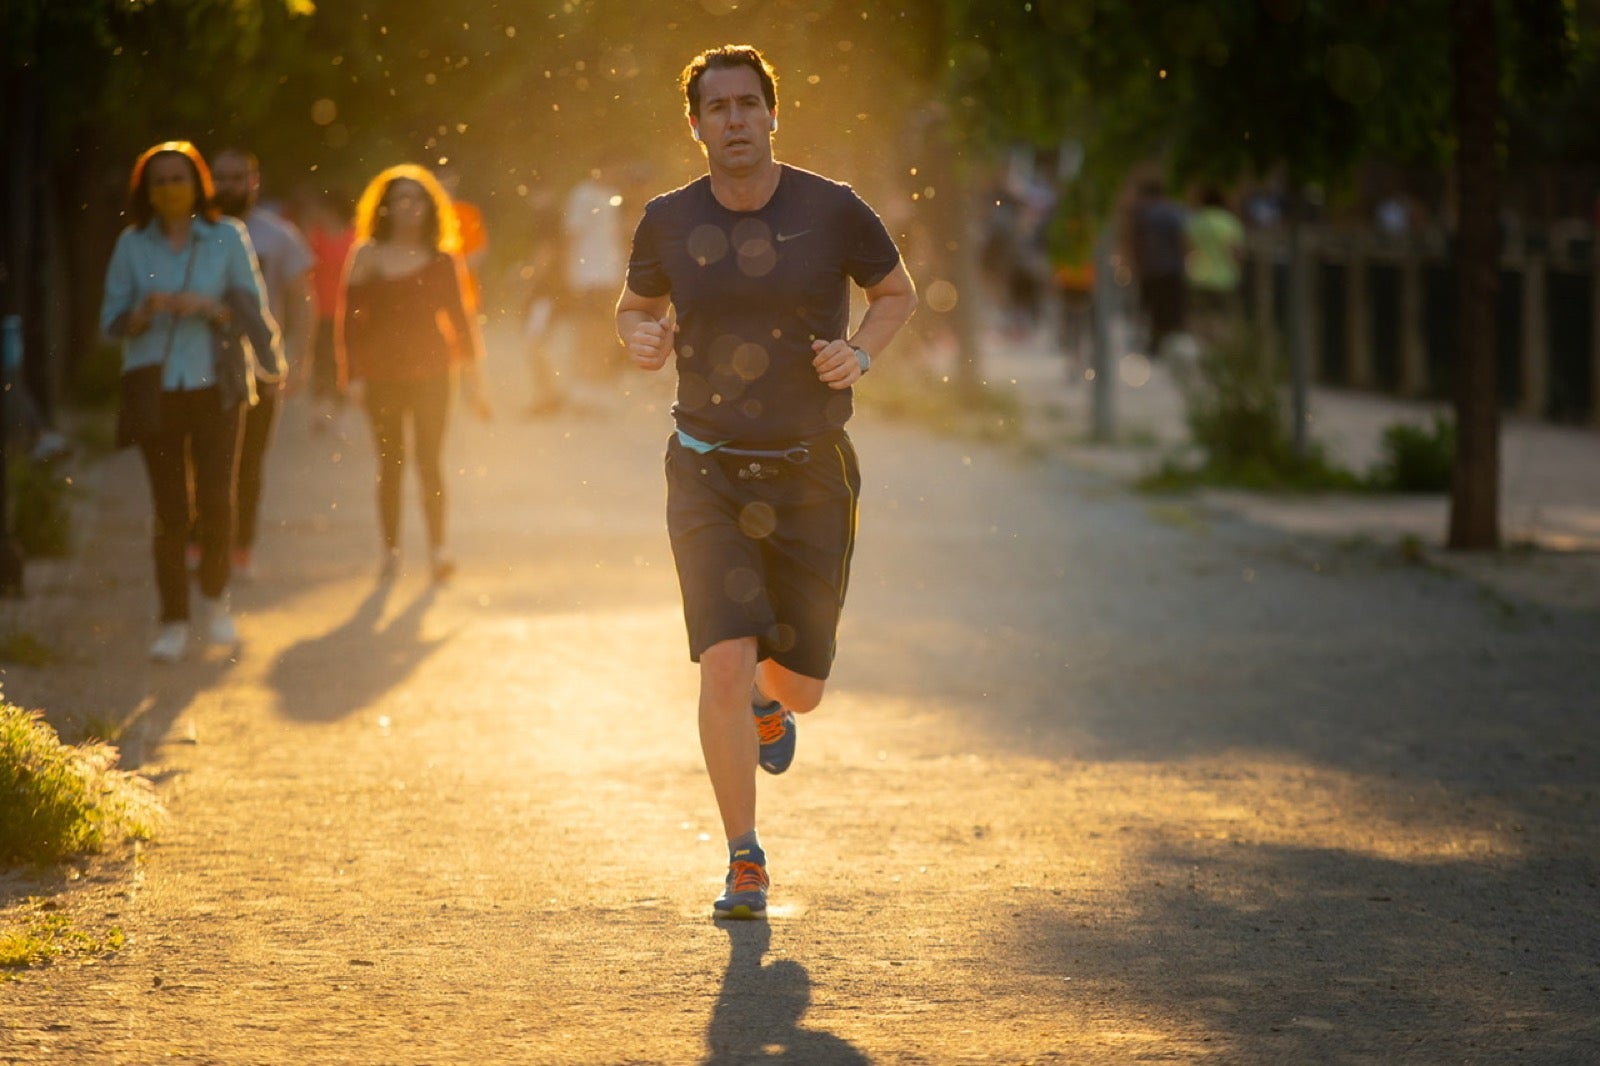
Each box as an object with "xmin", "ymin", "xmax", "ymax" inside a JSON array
[{"xmin": 626, "ymin": 164, "xmax": 901, "ymax": 443}]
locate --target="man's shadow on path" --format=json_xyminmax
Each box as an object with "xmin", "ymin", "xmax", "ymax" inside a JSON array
[
  {"xmin": 267, "ymin": 580, "xmax": 452, "ymax": 723},
  {"xmin": 704, "ymin": 922, "xmax": 869, "ymax": 1065}
]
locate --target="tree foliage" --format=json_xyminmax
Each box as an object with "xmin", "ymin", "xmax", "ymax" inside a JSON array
[
  {"xmin": 945, "ymin": 1, "xmax": 1457, "ymax": 196},
  {"xmin": 4, "ymin": 0, "xmax": 1590, "ymax": 428}
]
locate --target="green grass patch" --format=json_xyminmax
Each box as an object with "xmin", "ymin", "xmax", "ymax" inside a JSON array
[
  {"xmin": 0, "ymin": 898, "xmax": 125, "ymax": 974},
  {"xmin": 0, "ymin": 703, "xmax": 163, "ymax": 866},
  {"xmin": 1139, "ymin": 447, "xmax": 1365, "ymax": 493},
  {"xmin": 1368, "ymin": 415, "xmax": 1455, "ymax": 492},
  {"xmin": 62, "ymin": 712, "xmax": 125, "ymax": 745}
]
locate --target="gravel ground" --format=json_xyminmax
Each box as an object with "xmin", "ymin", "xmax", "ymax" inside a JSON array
[{"xmin": 2, "ymin": 337, "xmax": 1597, "ymax": 1064}]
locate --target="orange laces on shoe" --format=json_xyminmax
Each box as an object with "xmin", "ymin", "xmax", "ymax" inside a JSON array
[
  {"xmin": 754, "ymin": 708, "xmax": 788, "ymax": 744},
  {"xmin": 728, "ymin": 860, "xmax": 769, "ymax": 894}
]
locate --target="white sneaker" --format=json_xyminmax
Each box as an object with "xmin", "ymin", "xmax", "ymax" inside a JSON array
[
  {"xmin": 149, "ymin": 623, "xmax": 189, "ymax": 663},
  {"xmin": 202, "ymin": 594, "xmax": 238, "ymax": 646}
]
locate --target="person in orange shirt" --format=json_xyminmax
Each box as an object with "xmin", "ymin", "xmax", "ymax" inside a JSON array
[{"xmin": 298, "ymin": 186, "xmax": 356, "ymax": 434}]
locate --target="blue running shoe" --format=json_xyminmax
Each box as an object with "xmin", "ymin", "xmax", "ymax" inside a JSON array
[
  {"xmin": 754, "ymin": 698, "xmax": 796, "ymax": 775},
  {"xmin": 713, "ymin": 846, "xmax": 769, "ymax": 920}
]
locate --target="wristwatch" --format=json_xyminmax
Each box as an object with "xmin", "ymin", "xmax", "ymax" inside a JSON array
[{"xmin": 852, "ymin": 346, "xmax": 872, "ymax": 375}]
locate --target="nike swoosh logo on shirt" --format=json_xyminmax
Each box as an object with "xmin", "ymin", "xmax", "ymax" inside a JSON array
[{"xmin": 775, "ymin": 230, "xmax": 811, "ymax": 242}]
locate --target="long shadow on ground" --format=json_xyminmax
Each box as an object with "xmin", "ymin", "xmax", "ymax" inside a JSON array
[
  {"xmin": 850, "ymin": 450, "xmax": 1600, "ymax": 819},
  {"xmin": 704, "ymin": 921, "xmax": 869, "ymax": 1065},
  {"xmin": 1008, "ymin": 839, "xmax": 1600, "ymax": 1063},
  {"xmin": 843, "ymin": 437, "xmax": 1600, "ymax": 1060},
  {"xmin": 267, "ymin": 581, "xmax": 450, "ymax": 723}
]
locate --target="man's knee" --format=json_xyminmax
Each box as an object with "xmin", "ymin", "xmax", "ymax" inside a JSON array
[{"xmin": 700, "ymin": 637, "xmax": 758, "ymax": 695}]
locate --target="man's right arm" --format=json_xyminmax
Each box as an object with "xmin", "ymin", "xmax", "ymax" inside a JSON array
[{"xmin": 615, "ymin": 285, "xmax": 675, "ymax": 372}]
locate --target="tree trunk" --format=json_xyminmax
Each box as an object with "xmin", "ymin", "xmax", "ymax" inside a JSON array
[
  {"xmin": 1448, "ymin": 0, "xmax": 1502, "ymax": 550},
  {"xmin": 3, "ymin": 69, "xmax": 39, "ymax": 322},
  {"xmin": 1286, "ymin": 210, "xmax": 1311, "ymax": 458},
  {"xmin": 901, "ymin": 0, "xmax": 985, "ymax": 396}
]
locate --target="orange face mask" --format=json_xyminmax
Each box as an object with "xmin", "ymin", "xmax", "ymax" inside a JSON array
[{"xmin": 149, "ymin": 183, "xmax": 196, "ymax": 221}]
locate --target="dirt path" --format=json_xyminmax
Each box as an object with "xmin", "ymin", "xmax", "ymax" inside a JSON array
[{"xmin": 3, "ymin": 343, "xmax": 1598, "ymax": 1064}]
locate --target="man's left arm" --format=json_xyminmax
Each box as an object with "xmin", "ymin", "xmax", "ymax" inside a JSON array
[{"xmin": 812, "ymin": 261, "xmax": 918, "ymax": 390}]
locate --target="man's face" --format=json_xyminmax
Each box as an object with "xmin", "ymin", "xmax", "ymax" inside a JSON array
[
  {"xmin": 691, "ymin": 65, "xmax": 774, "ymax": 172},
  {"xmin": 212, "ymin": 154, "xmax": 258, "ymax": 217}
]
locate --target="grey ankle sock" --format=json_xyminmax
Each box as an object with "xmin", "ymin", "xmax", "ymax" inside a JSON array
[{"xmin": 728, "ymin": 829, "xmax": 762, "ymax": 860}]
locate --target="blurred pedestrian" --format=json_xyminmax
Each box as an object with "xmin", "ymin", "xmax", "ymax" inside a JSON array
[
  {"xmin": 300, "ymin": 186, "xmax": 356, "ymax": 434},
  {"xmin": 1128, "ymin": 176, "xmax": 1188, "ymax": 357},
  {"xmin": 99, "ymin": 141, "xmax": 277, "ymax": 662},
  {"xmin": 1184, "ymin": 186, "xmax": 1245, "ymax": 342},
  {"xmin": 337, "ymin": 164, "xmax": 491, "ymax": 584},
  {"xmin": 565, "ymin": 161, "xmax": 627, "ymax": 380},
  {"xmin": 0, "ymin": 316, "xmax": 72, "ymax": 463},
  {"xmin": 616, "ymin": 44, "xmax": 917, "ymax": 920},
  {"xmin": 516, "ymin": 184, "xmax": 568, "ymax": 416},
  {"xmin": 979, "ymin": 183, "xmax": 1024, "ymax": 327},
  {"xmin": 212, "ymin": 148, "xmax": 314, "ymax": 580}
]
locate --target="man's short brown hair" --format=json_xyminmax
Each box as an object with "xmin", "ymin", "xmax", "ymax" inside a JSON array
[{"xmin": 681, "ymin": 44, "xmax": 778, "ymax": 118}]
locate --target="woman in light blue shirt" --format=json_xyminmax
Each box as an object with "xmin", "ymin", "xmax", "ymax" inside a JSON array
[{"xmin": 99, "ymin": 141, "xmax": 273, "ymax": 662}]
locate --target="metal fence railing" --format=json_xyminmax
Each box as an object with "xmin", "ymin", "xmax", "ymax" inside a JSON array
[{"xmin": 1240, "ymin": 228, "xmax": 1600, "ymax": 424}]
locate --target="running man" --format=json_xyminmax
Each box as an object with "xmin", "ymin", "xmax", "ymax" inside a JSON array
[{"xmin": 616, "ymin": 44, "xmax": 917, "ymax": 920}]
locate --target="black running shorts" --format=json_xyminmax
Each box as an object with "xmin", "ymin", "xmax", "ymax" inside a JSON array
[{"xmin": 664, "ymin": 430, "xmax": 861, "ymax": 680}]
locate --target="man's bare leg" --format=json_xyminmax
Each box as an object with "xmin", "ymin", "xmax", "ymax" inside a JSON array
[
  {"xmin": 701, "ymin": 637, "xmax": 773, "ymax": 918},
  {"xmin": 755, "ymin": 659, "xmax": 825, "ymax": 714},
  {"xmin": 699, "ymin": 637, "xmax": 761, "ymax": 839}
]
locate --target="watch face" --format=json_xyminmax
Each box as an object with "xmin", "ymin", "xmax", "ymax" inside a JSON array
[{"xmin": 854, "ymin": 347, "xmax": 871, "ymax": 372}]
